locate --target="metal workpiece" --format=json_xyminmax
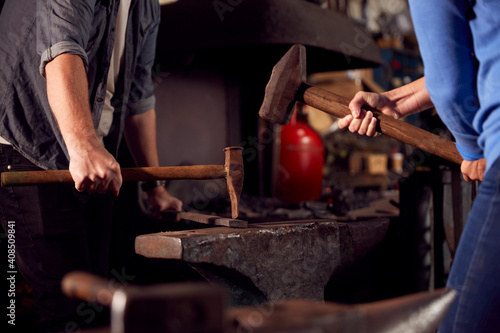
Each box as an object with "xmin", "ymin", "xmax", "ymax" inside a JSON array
[
  {"xmin": 227, "ymin": 288, "xmax": 456, "ymax": 333},
  {"xmin": 135, "ymin": 218, "xmax": 389, "ymax": 302},
  {"xmin": 174, "ymin": 212, "xmax": 248, "ymax": 228}
]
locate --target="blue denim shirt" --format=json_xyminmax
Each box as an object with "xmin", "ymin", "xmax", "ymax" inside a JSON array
[{"xmin": 0, "ymin": 0, "xmax": 160, "ymax": 170}]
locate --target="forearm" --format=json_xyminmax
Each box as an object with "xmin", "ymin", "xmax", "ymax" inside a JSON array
[
  {"xmin": 45, "ymin": 53, "xmax": 100, "ymax": 155},
  {"xmin": 45, "ymin": 53, "xmax": 121, "ymax": 195},
  {"xmin": 383, "ymin": 77, "xmax": 433, "ymax": 117},
  {"xmin": 124, "ymin": 109, "xmax": 160, "ymax": 167},
  {"xmin": 124, "ymin": 109, "xmax": 183, "ymax": 212}
]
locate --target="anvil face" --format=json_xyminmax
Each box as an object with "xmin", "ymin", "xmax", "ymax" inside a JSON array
[{"xmin": 135, "ymin": 218, "xmax": 390, "ymax": 303}]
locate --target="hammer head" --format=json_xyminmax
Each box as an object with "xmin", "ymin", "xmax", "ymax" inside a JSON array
[
  {"xmin": 224, "ymin": 146, "xmax": 244, "ymax": 219},
  {"xmin": 259, "ymin": 44, "xmax": 306, "ymax": 125}
]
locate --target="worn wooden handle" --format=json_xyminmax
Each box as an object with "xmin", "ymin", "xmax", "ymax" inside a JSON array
[
  {"xmin": 61, "ymin": 271, "xmax": 118, "ymax": 307},
  {"xmin": 299, "ymin": 83, "xmax": 463, "ymax": 165},
  {"xmin": 1, "ymin": 165, "xmax": 226, "ymax": 187}
]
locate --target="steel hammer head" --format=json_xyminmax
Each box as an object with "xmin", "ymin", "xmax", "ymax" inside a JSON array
[
  {"xmin": 224, "ymin": 147, "xmax": 244, "ymax": 219},
  {"xmin": 259, "ymin": 44, "xmax": 306, "ymax": 125}
]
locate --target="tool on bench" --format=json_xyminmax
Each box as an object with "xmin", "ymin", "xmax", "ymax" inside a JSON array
[
  {"xmin": 62, "ymin": 271, "xmax": 454, "ymax": 333},
  {"xmin": 259, "ymin": 44, "xmax": 463, "ymax": 165},
  {"xmin": 1, "ymin": 146, "xmax": 244, "ymax": 218},
  {"xmin": 61, "ymin": 271, "xmax": 225, "ymax": 333}
]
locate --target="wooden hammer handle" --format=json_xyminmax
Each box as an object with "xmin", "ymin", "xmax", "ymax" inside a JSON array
[
  {"xmin": 299, "ymin": 83, "xmax": 463, "ymax": 165},
  {"xmin": 1, "ymin": 165, "xmax": 226, "ymax": 187},
  {"xmin": 61, "ymin": 271, "xmax": 119, "ymax": 307}
]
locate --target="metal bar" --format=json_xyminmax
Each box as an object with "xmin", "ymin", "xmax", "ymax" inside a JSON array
[{"xmin": 177, "ymin": 212, "xmax": 248, "ymax": 228}]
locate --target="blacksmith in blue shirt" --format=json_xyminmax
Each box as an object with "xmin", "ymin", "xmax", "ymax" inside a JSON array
[{"xmin": 339, "ymin": 0, "xmax": 500, "ymax": 331}]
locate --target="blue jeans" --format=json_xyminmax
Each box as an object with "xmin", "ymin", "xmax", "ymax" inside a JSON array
[
  {"xmin": 440, "ymin": 158, "xmax": 500, "ymax": 332},
  {"xmin": 0, "ymin": 144, "xmax": 114, "ymax": 332},
  {"xmin": 409, "ymin": 1, "xmax": 500, "ymax": 331}
]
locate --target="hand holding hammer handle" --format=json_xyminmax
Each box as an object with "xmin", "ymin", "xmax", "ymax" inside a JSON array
[
  {"xmin": 1, "ymin": 165, "xmax": 226, "ymax": 187},
  {"xmin": 299, "ymin": 83, "xmax": 463, "ymax": 165},
  {"xmin": 2, "ymin": 147, "xmax": 244, "ymax": 219},
  {"xmin": 259, "ymin": 44, "xmax": 463, "ymax": 166}
]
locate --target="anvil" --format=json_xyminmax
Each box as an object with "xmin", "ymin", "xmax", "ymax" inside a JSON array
[{"xmin": 135, "ymin": 218, "xmax": 389, "ymax": 304}]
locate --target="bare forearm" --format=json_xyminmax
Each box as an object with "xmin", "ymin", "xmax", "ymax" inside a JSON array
[
  {"xmin": 124, "ymin": 109, "xmax": 183, "ymax": 212},
  {"xmin": 124, "ymin": 109, "xmax": 160, "ymax": 167},
  {"xmin": 45, "ymin": 53, "xmax": 100, "ymax": 154},
  {"xmin": 342, "ymin": 77, "xmax": 434, "ymax": 137},
  {"xmin": 383, "ymin": 77, "xmax": 433, "ymax": 117},
  {"xmin": 45, "ymin": 53, "xmax": 122, "ymax": 195}
]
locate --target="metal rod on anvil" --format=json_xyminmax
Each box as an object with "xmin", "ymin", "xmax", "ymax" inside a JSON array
[{"xmin": 162, "ymin": 211, "xmax": 248, "ymax": 228}]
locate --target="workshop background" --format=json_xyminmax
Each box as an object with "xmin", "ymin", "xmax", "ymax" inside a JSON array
[
  {"xmin": 1, "ymin": 0, "xmax": 475, "ymax": 331},
  {"xmin": 114, "ymin": 0, "xmax": 472, "ymax": 301}
]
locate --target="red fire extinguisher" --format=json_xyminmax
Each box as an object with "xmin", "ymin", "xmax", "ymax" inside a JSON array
[{"xmin": 277, "ymin": 104, "xmax": 324, "ymax": 204}]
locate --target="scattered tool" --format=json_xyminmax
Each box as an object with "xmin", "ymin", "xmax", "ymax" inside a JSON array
[
  {"xmin": 61, "ymin": 271, "xmax": 225, "ymax": 333},
  {"xmin": 62, "ymin": 271, "xmax": 454, "ymax": 333},
  {"xmin": 1, "ymin": 146, "xmax": 244, "ymax": 218},
  {"xmin": 228, "ymin": 288, "xmax": 456, "ymax": 333},
  {"xmin": 259, "ymin": 44, "xmax": 463, "ymax": 165}
]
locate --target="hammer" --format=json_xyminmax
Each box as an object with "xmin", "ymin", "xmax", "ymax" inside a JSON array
[
  {"xmin": 0, "ymin": 146, "xmax": 244, "ymax": 218},
  {"xmin": 61, "ymin": 271, "xmax": 225, "ymax": 333},
  {"xmin": 259, "ymin": 44, "xmax": 463, "ymax": 165}
]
